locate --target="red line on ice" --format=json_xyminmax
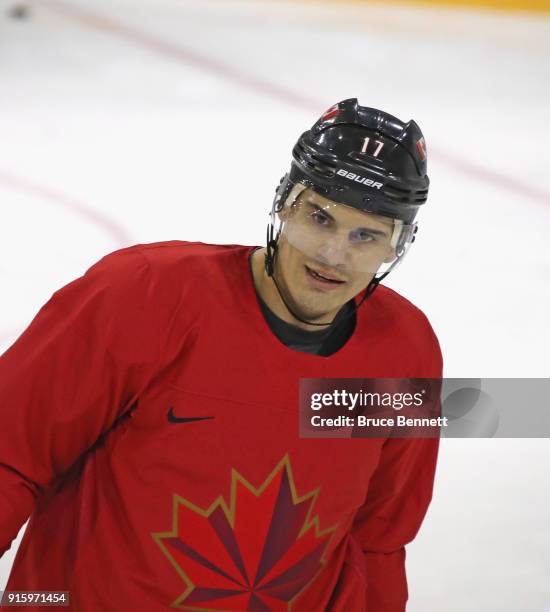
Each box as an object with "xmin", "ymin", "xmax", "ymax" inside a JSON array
[
  {"xmin": 0, "ymin": 170, "xmax": 131, "ymax": 246},
  {"xmin": 0, "ymin": 170, "xmax": 131, "ymax": 345}
]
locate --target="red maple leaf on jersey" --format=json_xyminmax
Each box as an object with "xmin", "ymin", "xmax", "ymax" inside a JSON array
[{"xmin": 152, "ymin": 455, "xmax": 337, "ymax": 610}]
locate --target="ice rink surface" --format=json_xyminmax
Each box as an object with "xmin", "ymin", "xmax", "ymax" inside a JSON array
[{"xmin": 0, "ymin": 0, "xmax": 549, "ymax": 609}]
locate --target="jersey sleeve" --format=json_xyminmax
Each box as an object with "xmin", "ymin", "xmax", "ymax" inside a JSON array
[
  {"xmin": 0, "ymin": 247, "xmax": 159, "ymax": 557},
  {"xmin": 352, "ymin": 317, "xmax": 443, "ymax": 611},
  {"xmin": 352, "ymin": 435, "xmax": 440, "ymax": 611}
]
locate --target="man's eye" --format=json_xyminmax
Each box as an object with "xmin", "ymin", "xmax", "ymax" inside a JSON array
[
  {"xmin": 350, "ymin": 229, "xmax": 375, "ymax": 243},
  {"xmin": 311, "ymin": 211, "xmax": 330, "ymax": 225}
]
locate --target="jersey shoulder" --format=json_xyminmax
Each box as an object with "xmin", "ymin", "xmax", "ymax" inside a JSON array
[
  {"xmin": 83, "ymin": 241, "xmax": 250, "ymax": 352},
  {"xmin": 373, "ymin": 284, "xmax": 433, "ymax": 326},
  {"xmin": 133, "ymin": 240, "xmax": 247, "ymax": 271},
  {"xmin": 90, "ymin": 239, "xmax": 249, "ymax": 318},
  {"xmin": 95, "ymin": 240, "xmax": 247, "ymax": 278},
  {"xmin": 371, "ymin": 284, "xmax": 443, "ymax": 376}
]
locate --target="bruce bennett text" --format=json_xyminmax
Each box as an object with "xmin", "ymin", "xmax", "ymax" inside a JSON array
[{"xmin": 310, "ymin": 415, "xmax": 449, "ymax": 427}]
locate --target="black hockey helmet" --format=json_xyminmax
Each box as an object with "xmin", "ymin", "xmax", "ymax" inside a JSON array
[{"xmin": 274, "ymin": 98, "xmax": 429, "ymax": 225}]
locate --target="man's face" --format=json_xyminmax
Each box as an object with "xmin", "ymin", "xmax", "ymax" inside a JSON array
[{"xmin": 273, "ymin": 188, "xmax": 397, "ymax": 321}]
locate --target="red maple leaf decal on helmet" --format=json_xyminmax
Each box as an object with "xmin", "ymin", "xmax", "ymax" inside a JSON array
[
  {"xmin": 152, "ymin": 454, "xmax": 337, "ymax": 610},
  {"xmin": 416, "ymin": 137, "xmax": 427, "ymax": 161},
  {"xmin": 320, "ymin": 103, "xmax": 340, "ymax": 122}
]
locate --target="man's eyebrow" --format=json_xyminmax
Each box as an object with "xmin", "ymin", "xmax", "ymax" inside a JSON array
[
  {"xmin": 307, "ymin": 202, "xmax": 336, "ymax": 223},
  {"xmin": 306, "ymin": 201, "xmax": 390, "ymax": 237}
]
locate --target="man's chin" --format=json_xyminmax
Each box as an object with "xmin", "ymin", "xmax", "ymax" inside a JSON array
[{"xmin": 290, "ymin": 294, "xmax": 340, "ymax": 323}]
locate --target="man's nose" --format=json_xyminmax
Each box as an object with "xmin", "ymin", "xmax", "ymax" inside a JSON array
[{"xmin": 316, "ymin": 235, "xmax": 349, "ymax": 267}]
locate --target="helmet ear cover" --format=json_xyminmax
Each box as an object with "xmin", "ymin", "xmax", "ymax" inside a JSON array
[{"xmin": 276, "ymin": 181, "xmax": 307, "ymax": 219}]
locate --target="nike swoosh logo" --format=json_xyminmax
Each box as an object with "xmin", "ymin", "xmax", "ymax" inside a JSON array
[{"xmin": 167, "ymin": 406, "xmax": 214, "ymax": 424}]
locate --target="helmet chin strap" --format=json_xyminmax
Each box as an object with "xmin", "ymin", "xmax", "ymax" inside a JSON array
[{"xmin": 264, "ymin": 237, "xmax": 395, "ymax": 328}]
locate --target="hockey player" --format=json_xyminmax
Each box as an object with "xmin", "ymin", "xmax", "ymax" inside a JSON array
[{"xmin": 0, "ymin": 98, "xmax": 442, "ymax": 611}]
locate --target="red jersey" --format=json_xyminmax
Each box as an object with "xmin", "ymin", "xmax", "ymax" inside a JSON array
[{"xmin": 0, "ymin": 241, "xmax": 442, "ymax": 611}]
